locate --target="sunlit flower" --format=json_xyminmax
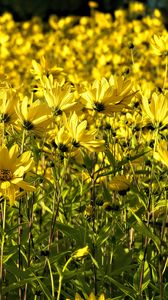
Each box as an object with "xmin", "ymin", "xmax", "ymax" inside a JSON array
[
  {"xmin": 66, "ymin": 292, "xmax": 106, "ymax": 300},
  {"xmin": 73, "ymin": 245, "xmax": 89, "ymax": 259},
  {"xmin": 0, "ymin": 88, "xmax": 18, "ymax": 126},
  {"xmin": 64, "ymin": 112, "xmax": 105, "ymax": 152},
  {"xmin": 31, "ymin": 56, "xmax": 64, "ymax": 80},
  {"xmin": 0, "ymin": 144, "xmax": 35, "ymax": 205},
  {"xmin": 80, "ymin": 76, "xmax": 137, "ymax": 115},
  {"xmin": 55, "ymin": 126, "xmax": 71, "ymax": 153},
  {"xmin": 43, "ymin": 75, "xmax": 77, "ymax": 116},
  {"xmin": 154, "ymin": 140, "xmax": 168, "ymax": 167},
  {"xmin": 15, "ymin": 96, "xmax": 53, "ymax": 136},
  {"xmin": 141, "ymin": 92, "xmax": 168, "ymax": 129},
  {"xmin": 150, "ymin": 34, "xmax": 168, "ymax": 56}
]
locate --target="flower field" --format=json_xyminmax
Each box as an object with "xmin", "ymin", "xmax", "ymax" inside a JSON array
[{"xmin": 1, "ymin": 2, "xmax": 168, "ymax": 299}]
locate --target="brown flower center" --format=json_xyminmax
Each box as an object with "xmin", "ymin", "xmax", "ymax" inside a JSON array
[
  {"xmin": 94, "ymin": 102, "xmax": 105, "ymax": 112},
  {"xmin": 0, "ymin": 169, "xmax": 13, "ymax": 181}
]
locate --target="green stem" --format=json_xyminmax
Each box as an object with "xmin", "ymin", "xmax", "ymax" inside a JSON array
[
  {"xmin": 57, "ymin": 257, "xmax": 73, "ymax": 300},
  {"xmin": 21, "ymin": 129, "xmax": 26, "ymax": 154},
  {"xmin": 0, "ymin": 198, "xmax": 6, "ymax": 300},
  {"xmin": 18, "ymin": 198, "xmax": 23, "ymax": 300},
  {"xmin": 46, "ymin": 258, "xmax": 55, "ymax": 299}
]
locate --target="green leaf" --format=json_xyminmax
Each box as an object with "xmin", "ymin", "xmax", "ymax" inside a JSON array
[
  {"xmin": 133, "ymin": 260, "xmax": 150, "ymax": 291},
  {"xmin": 33, "ymin": 273, "xmax": 52, "ymax": 300},
  {"xmin": 105, "ymin": 148, "xmax": 116, "ymax": 168},
  {"xmin": 83, "ymin": 153, "xmax": 93, "ymax": 174},
  {"xmin": 105, "ymin": 275, "xmax": 136, "ymax": 299},
  {"xmin": 2, "ymin": 277, "xmax": 37, "ymax": 295},
  {"xmin": 95, "ymin": 225, "xmax": 111, "ymax": 247},
  {"xmin": 3, "ymin": 253, "xmax": 16, "ymax": 263},
  {"xmin": 89, "ymin": 253, "xmax": 99, "ymax": 269},
  {"xmin": 129, "ymin": 209, "xmax": 161, "ymax": 252}
]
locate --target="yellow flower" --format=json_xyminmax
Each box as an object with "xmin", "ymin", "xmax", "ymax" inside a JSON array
[
  {"xmin": 0, "ymin": 144, "xmax": 35, "ymax": 205},
  {"xmin": 64, "ymin": 112, "xmax": 105, "ymax": 152},
  {"xmin": 73, "ymin": 246, "xmax": 89, "ymax": 259},
  {"xmin": 68, "ymin": 292, "xmax": 106, "ymax": 300},
  {"xmin": 54, "ymin": 126, "xmax": 71, "ymax": 154},
  {"xmin": 150, "ymin": 34, "xmax": 168, "ymax": 56},
  {"xmin": 88, "ymin": 1, "xmax": 99, "ymax": 9},
  {"xmin": 154, "ymin": 140, "xmax": 168, "ymax": 168},
  {"xmin": 74, "ymin": 293, "xmax": 83, "ymax": 300},
  {"xmin": 0, "ymin": 88, "xmax": 18, "ymax": 126},
  {"xmin": 88, "ymin": 293, "xmax": 105, "ymax": 300},
  {"xmin": 15, "ymin": 96, "xmax": 53, "ymax": 136},
  {"xmin": 31, "ymin": 56, "xmax": 64, "ymax": 80},
  {"xmin": 141, "ymin": 92, "xmax": 168, "ymax": 129},
  {"xmin": 80, "ymin": 76, "xmax": 137, "ymax": 115},
  {"xmin": 43, "ymin": 75, "xmax": 77, "ymax": 116}
]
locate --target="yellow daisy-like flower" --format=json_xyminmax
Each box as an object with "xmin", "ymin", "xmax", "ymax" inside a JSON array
[
  {"xmin": 64, "ymin": 112, "xmax": 105, "ymax": 152},
  {"xmin": 150, "ymin": 34, "xmax": 168, "ymax": 56},
  {"xmin": 141, "ymin": 92, "xmax": 168, "ymax": 129},
  {"xmin": 73, "ymin": 246, "xmax": 89, "ymax": 259},
  {"xmin": 154, "ymin": 140, "xmax": 168, "ymax": 168},
  {"xmin": 0, "ymin": 89, "xmax": 18, "ymax": 126},
  {"xmin": 0, "ymin": 144, "xmax": 35, "ymax": 205},
  {"xmin": 66, "ymin": 292, "xmax": 105, "ymax": 300},
  {"xmin": 43, "ymin": 75, "xmax": 77, "ymax": 116},
  {"xmin": 80, "ymin": 76, "xmax": 137, "ymax": 115},
  {"xmin": 31, "ymin": 56, "xmax": 64, "ymax": 80},
  {"xmin": 54, "ymin": 126, "xmax": 71, "ymax": 153},
  {"xmin": 15, "ymin": 96, "xmax": 53, "ymax": 136}
]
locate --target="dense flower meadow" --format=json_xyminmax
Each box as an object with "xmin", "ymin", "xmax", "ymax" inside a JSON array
[{"xmin": 0, "ymin": 2, "xmax": 168, "ymax": 299}]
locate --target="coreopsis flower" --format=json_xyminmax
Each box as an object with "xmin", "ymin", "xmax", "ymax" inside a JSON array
[
  {"xmin": 64, "ymin": 112, "xmax": 105, "ymax": 152},
  {"xmin": 42, "ymin": 75, "xmax": 77, "ymax": 116},
  {"xmin": 15, "ymin": 96, "xmax": 53, "ymax": 136},
  {"xmin": 66, "ymin": 292, "xmax": 105, "ymax": 300},
  {"xmin": 31, "ymin": 56, "xmax": 64, "ymax": 80},
  {"xmin": 73, "ymin": 245, "xmax": 89, "ymax": 259},
  {"xmin": 54, "ymin": 126, "xmax": 71, "ymax": 154},
  {"xmin": 0, "ymin": 88, "xmax": 18, "ymax": 126},
  {"xmin": 141, "ymin": 92, "xmax": 168, "ymax": 129},
  {"xmin": 0, "ymin": 144, "xmax": 35, "ymax": 205},
  {"xmin": 88, "ymin": 293, "xmax": 105, "ymax": 300},
  {"xmin": 154, "ymin": 140, "xmax": 168, "ymax": 167},
  {"xmin": 80, "ymin": 76, "xmax": 137, "ymax": 115},
  {"xmin": 150, "ymin": 34, "xmax": 168, "ymax": 56}
]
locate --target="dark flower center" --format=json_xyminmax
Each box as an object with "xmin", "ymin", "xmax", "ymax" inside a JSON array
[
  {"xmin": 58, "ymin": 143, "xmax": 68, "ymax": 152},
  {"xmin": 94, "ymin": 102, "xmax": 105, "ymax": 112},
  {"xmin": 72, "ymin": 139, "xmax": 80, "ymax": 148},
  {"xmin": 1, "ymin": 113, "xmax": 11, "ymax": 123},
  {"xmin": 53, "ymin": 107, "xmax": 62, "ymax": 116},
  {"xmin": 23, "ymin": 120, "xmax": 34, "ymax": 130},
  {"xmin": 0, "ymin": 169, "xmax": 13, "ymax": 181}
]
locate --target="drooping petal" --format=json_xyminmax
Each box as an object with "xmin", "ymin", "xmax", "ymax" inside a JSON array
[
  {"xmin": 15, "ymin": 180, "xmax": 35, "ymax": 191},
  {"xmin": 7, "ymin": 184, "xmax": 16, "ymax": 206},
  {"xmin": 0, "ymin": 145, "xmax": 10, "ymax": 169}
]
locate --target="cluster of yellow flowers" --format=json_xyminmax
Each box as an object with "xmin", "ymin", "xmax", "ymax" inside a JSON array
[{"xmin": 0, "ymin": 2, "xmax": 168, "ymax": 211}]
